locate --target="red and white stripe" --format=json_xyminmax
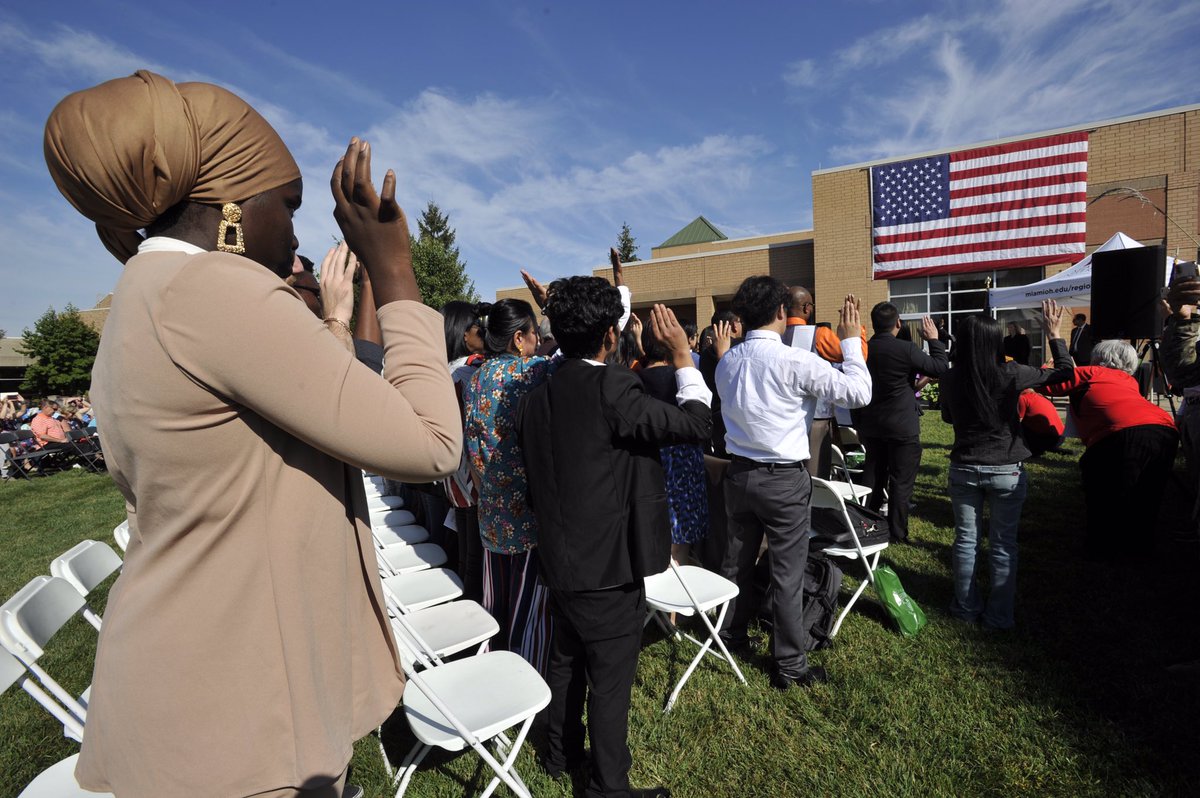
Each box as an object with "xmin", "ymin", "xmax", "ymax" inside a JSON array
[{"xmin": 872, "ymin": 132, "xmax": 1088, "ymax": 279}]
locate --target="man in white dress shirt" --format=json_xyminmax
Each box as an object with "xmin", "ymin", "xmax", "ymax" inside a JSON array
[{"xmin": 715, "ymin": 276, "xmax": 872, "ymax": 689}]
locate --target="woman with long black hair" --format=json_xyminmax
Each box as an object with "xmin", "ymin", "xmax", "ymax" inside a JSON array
[
  {"xmin": 940, "ymin": 300, "xmax": 1073, "ymax": 630},
  {"xmin": 462, "ymin": 298, "xmax": 553, "ymax": 673}
]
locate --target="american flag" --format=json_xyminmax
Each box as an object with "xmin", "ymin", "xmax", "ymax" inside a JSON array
[{"xmin": 870, "ymin": 131, "xmax": 1088, "ymax": 279}]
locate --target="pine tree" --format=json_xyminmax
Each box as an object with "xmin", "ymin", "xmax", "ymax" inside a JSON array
[
  {"xmin": 18, "ymin": 305, "xmax": 100, "ymax": 396},
  {"xmin": 616, "ymin": 222, "xmax": 639, "ymax": 262},
  {"xmin": 412, "ymin": 238, "xmax": 479, "ymax": 310},
  {"xmin": 413, "ymin": 201, "xmax": 477, "ymax": 309}
]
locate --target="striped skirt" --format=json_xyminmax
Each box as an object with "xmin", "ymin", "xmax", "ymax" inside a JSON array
[{"xmin": 481, "ymin": 547, "xmax": 552, "ymax": 675}]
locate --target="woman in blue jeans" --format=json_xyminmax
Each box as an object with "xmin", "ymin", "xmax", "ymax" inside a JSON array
[{"xmin": 940, "ymin": 300, "xmax": 1073, "ymax": 629}]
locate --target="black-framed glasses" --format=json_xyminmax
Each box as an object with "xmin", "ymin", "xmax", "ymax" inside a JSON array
[{"xmin": 294, "ymin": 284, "xmax": 321, "ymax": 300}]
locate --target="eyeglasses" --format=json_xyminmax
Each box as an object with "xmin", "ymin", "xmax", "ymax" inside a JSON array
[{"xmin": 293, "ymin": 284, "xmax": 321, "ymax": 300}]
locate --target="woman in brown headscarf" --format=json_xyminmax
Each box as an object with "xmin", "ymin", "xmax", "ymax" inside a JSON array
[{"xmin": 44, "ymin": 71, "xmax": 460, "ymax": 798}]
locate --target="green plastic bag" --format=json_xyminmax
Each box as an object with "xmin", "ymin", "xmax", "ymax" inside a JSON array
[{"xmin": 873, "ymin": 565, "xmax": 927, "ymax": 637}]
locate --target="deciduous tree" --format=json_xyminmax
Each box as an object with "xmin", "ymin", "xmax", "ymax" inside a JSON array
[{"xmin": 19, "ymin": 305, "xmax": 100, "ymax": 396}]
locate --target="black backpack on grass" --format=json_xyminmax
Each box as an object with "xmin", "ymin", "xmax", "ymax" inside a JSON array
[
  {"xmin": 809, "ymin": 503, "xmax": 890, "ymax": 550},
  {"xmin": 756, "ymin": 551, "xmax": 842, "ymax": 652}
]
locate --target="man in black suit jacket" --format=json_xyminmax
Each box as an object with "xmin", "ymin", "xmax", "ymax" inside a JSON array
[
  {"xmin": 1070, "ymin": 313, "xmax": 1094, "ymax": 366},
  {"xmin": 851, "ymin": 302, "xmax": 948, "ymax": 542},
  {"xmin": 518, "ymin": 277, "xmax": 711, "ymax": 798}
]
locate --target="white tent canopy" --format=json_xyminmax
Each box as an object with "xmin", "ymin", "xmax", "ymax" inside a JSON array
[{"xmin": 987, "ymin": 232, "xmax": 1170, "ymax": 309}]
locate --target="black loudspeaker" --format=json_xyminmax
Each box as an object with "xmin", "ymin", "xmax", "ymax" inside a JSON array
[{"xmin": 1091, "ymin": 245, "xmax": 1164, "ymax": 340}]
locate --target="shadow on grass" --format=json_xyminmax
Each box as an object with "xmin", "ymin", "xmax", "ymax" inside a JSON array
[{"xmin": 914, "ymin": 416, "xmax": 1200, "ymax": 793}]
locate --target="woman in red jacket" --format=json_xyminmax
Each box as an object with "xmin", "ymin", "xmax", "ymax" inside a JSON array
[{"xmin": 1042, "ymin": 339, "xmax": 1178, "ymax": 559}]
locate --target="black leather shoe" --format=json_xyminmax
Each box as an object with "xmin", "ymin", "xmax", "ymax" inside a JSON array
[
  {"xmin": 539, "ymin": 754, "xmax": 586, "ymax": 780},
  {"xmin": 770, "ymin": 665, "xmax": 828, "ymax": 691},
  {"xmin": 629, "ymin": 787, "xmax": 672, "ymax": 797}
]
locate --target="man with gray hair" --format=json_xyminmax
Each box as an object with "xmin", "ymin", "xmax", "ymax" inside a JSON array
[{"xmin": 1042, "ymin": 338, "xmax": 1177, "ymax": 558}]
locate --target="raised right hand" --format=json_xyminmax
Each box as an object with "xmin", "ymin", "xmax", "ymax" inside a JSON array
[
  {"xmin": 649, "ymin": 304, "xmax": 692, "ymax": 370},
  {"xmin": 836, "ymin": 294, "xmax": 861, "ymax": 341},
  {"xmin": 330, "ymin": 138, "xmax": 418, "ymax": 306},
  {"xmin": 713, "ymin": 320, "xmax": 733, "ymax": 359}
]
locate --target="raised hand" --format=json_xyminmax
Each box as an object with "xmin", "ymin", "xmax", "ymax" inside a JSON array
[
  {"xmin": 713, "ymin": 320, "xmax": 733, "ymax": 359},
  {"xmin": 330, "ymin": 138, "xmax": 418, "ymax": 306},
  {"xmin": 610, "ymin": 247, "xmax": 625, "ymax": 287},
  {"xmin": 836, "ymin": 294, "xmax": 861, "ymax": 341},
  {"xmin": 319, "ymin": 242, "xmax": 358, "ymax": 326},
  {"xmin": 919, "ymin": 315, "xmax": 938, "ymax": 341},
  {"xmin": 1041, "ymin": 299, "xmax": 1065, "ymax": 339},
  {"xmin": 1167, "ymin": 276, "xmax": 1200, "ymax": 320},
  {"xmin": 648, "ymin": 304, "xmax": 692, "ymax": 370},
  {"xmin": 520, "ymin": 270, "xmax": 549, "ymax": 310}
]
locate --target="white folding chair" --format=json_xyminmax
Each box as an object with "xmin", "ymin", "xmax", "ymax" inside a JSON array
[
  {"xmin": 368, "ymin": 494, "xmax": 406, "ymax": 511},
  {"xmin": 643, "ymin": 561, "xmax": 746, "ymax": 712},
  {"xmin": 0, "ymin": 576, "xmax": 93, "ymax": 736},
  {"xmin": 0, "ymin": 649, "xmax": 111, "ymax": 797},
  {"xmin": 376, "ymin": 542, "xmax": 448, "ymax": 576},
  {"xmin": 389, "ymin": 613, "xmax": 550, "ymax": 798},
  {"xmin": 374, "ymin": 523, "xmax": 430, "ymax": 548},
  {"xmin": 112, "ymin": 520, "xmax": 130, "ymax": 553},
  {"xmin": 371, "ymin": 508, "xmax": 416, "ymax": 527},
  {"xmin": 381, "ymin": 569, "xmax": 465, "ymax": 613},
  {"xmin": 50, "ymin": 540, "xmax": 122, "ymax": 630},
  {"xmin": 810, "ymin": 478, "xmax": 890, "ymax": 637}
]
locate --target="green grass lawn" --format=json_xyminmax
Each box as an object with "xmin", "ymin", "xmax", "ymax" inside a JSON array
[{"xmin": 2, "ymin": 415, "xmax": 1199, "ymax": 797}]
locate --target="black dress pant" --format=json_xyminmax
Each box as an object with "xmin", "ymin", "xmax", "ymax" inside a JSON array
[
  {"xmin": 543, "ymin": 583, "xmax": 646, "ymax": 798},
  {"xmin": 719, "ymin": 461, "xmax": 812, "ymax": 679},
  {"xmin": 453, "ymin": 506, "xmax": 484, "ymax": 604},
  {"xmin": 1080, "ymin": 424, "xmax": 1179, "ymax": 558},
  {"xmin": 862, "ymin": 436, "xmax": 922, "ymax": 542}
]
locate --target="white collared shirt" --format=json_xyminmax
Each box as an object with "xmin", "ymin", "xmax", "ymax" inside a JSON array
[
  {"xmin": 137, "ymin": 236, "xmax": 207, "ymax": 255},
  {"xmin": 716, "ymin": 329, "xmax": 871, "ymax": 463}
]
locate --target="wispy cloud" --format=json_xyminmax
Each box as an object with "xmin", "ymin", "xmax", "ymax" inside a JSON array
[
  {"xmin": 782, "ymin": 59, "xmax": 819, "ymax": 88},
  {"xmin": 789, "ymin": 0, "xmax": 1200, "ymax": 164}
]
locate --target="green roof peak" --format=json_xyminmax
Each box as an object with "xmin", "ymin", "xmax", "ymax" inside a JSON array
[{"xmin": 658, "ymin": 215, "xmax": 728, "ymax": 249}]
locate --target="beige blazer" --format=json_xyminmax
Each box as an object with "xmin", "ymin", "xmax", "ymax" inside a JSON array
[{"xmin": 76, "ymin": 250, "xmax": 461, "ymax": 796}]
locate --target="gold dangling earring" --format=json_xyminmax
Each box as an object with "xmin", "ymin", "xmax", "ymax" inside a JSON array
[
  {"xmin": 517, "ymin": 341, "xmax": 525, "ymax": 358},
  {"xmin": 216, "ymin": 202, "xmax": 245, "ymax": 254}
]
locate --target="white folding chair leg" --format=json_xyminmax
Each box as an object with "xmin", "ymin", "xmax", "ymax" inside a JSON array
[
  {"xmin": 659, "ymin": 601, "xmax": 746, "ymax": 713},
  {"xmin": 477, "ymin": 715, "xmax": 536, "ymax": 798},
  {"xmin": 830, "ymin": 549, "xmax": 881, "ymax": 637}
]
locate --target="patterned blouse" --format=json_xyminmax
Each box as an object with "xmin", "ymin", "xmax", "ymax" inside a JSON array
[{"xmin": 463, "ymin": 354, "xmax": 554, "ymax": 554}]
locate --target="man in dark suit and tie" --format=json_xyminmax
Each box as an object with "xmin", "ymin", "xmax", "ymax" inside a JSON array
[
  {"xmin": 1070, "ymin": 313, "xmax": 1094, "ymax": 366},
  {"xmin": 518, "ymin": 277, "xmax": 711, "ymax": 798},
  {"xmin": 852, "ymin": 302, "xmax": 949, "ymax": 543}
]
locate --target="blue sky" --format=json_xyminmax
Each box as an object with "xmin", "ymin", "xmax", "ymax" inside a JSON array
[{"xmin": 1, "ymin": 0, "xmax": 1197, "ymax": 336}]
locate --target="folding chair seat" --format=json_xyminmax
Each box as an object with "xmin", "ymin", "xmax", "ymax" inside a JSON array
[
  {"xmin": 371, "ymin": 508, "xmax": 417, "ymax": 527},
  {"xmin": 112, "ymin": 520, "xmax": 130, "ymax": 553},
  {"xmin": 376, "ymin": 542, "xmax": 447, "ymax": 576},
  {"xmin": 389, "ymin": 613, "xmax": 551, "ymax": 798},
  {"xmin": 368, "ymin": 494, "xmax": 405, "ymax": 511},
  {"xmin": 374, "ymin": 523, "xmax": 430, "ymax": 548},
  {"xmin": 643, "ymin": 562, "xmax": 746, "ymax": 711},
  {"xmin": 50, "ymin": 540, "xmax": 123, "ymax": 630},
  {"xmin": 0, "ymin": 649, "xmax": 111, "ymax": 797},
  {"xmin": 0, "ymin": 576, "xmax": 94, "ymax": 735},
  {"xmin": 810, "ymin": 478, "xmax": 890, "ymax": 637},
  {"xmin": 381, "ymin": 568, "xmax": 464, "ymax": 613},
  {"xmin": 389, "ymin": 601, "xmax": 498, "ymax": 665}
]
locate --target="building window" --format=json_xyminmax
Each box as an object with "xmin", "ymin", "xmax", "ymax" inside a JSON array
[{"xmin": 888, "ymin": 266, "xmax": 1046, "ymax": 363}]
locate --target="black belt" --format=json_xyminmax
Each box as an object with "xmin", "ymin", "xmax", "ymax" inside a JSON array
[{"xmin": 731, "ymin": 454, "xmax": 807, "ymax": 471}]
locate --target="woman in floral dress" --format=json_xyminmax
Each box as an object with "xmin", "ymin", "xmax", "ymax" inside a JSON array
[{"xmin": 463, "ymin": 298, "xmax": 553, "ymax": 673}]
